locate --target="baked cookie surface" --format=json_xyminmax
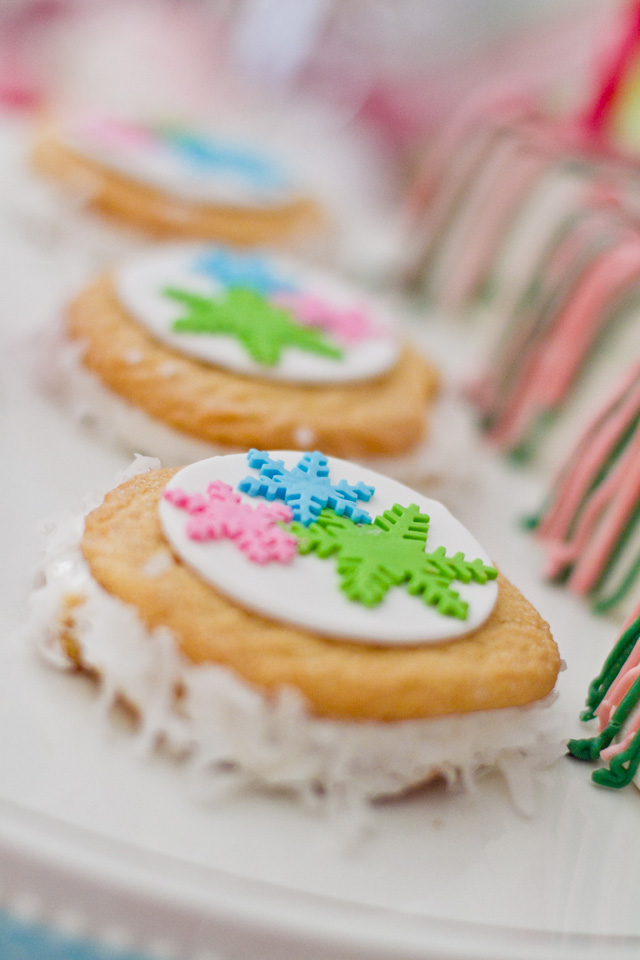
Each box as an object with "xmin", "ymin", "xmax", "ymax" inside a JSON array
[
  {"xmin": 67, "ymin": 272, "xmax": 439, "ymax": 458},
  {"xmin": 79, "ymin": 467, "xmax": 560, "ymax": 721}
]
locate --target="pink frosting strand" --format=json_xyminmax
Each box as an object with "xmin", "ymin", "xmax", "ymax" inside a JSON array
[
  {"xmin": 544, "ymin": 426, "xmax": 640, "ymax": 581},
  {"xmin": 407, "ymin": 109, "xmax": 547, "ymax": 274},
  {"xmin": 538, "ymin": 365, "xmax": 640, "ymax": 542},
  {"xmin": 408, "ymin": 96, "xmax": 533, "ymax": 222},
  {"xmin": 539, "ymin": 244, "xmax": 640, "ymax": 400},
  {"xmin": 567, "ymin": 434, "xmax": 640, "ymax": 594},
  {"xmin": 483, "ymin": 349, "xmax": 547, "ymax": 449},
  {"xmin": 408, "ymin": 122, "xmax": 504, "ymax": 270},
  {"xmin": 471, "ymin": 208, "xmax": 614, "ymax": 419},
  {"xmin": 594, "ymin": 599, "xmax": 640, "ymax": 758},
  {"xmin": 533, "ymin": 243, "xmax": 639, "ymax": 398},
  {"xmin": 598, "ymin": 663, "xmax": 640, "ymax": 729},
  {"xmin": 599, "ymin": 673, "xmax": 640, "ymax": 761},
  {"xmin": 439, "ymin": 144, "xmax": 552, "ymax": 312},
  {"xmin": 486, "ymin": 241, "xmax": 640, "ymax": 450},
  {"xmin": 600, "ymin": 714, "xmax": 640, "ymax": 761},
  {"xmin": 540, "ymin": 210, "xmax": 626, "ymax": 294}
]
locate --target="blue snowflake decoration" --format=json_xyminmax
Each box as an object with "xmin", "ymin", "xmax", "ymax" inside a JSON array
[
  {"xmin": 193, "ymin": 248, "xmax": 300, "ymax": 296},
  {"xmin": 238, "ymin": 450, "xmax": 375, "ymax": 526},
  {"xmin": 158, "ymin": 127, "xmax": 286, "ymax": 188}
]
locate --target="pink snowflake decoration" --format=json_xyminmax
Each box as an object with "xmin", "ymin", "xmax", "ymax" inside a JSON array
[
  {"xmin": 273, "ymin": 293, "xmax": 384, "ymax": 344},
  {"xmin": 73, "ymin": 114, "xmax": 154, "ymax": 153},
  {"xmin": 164, "ymin": 481, "xmax": 297, "ymax": 564}
]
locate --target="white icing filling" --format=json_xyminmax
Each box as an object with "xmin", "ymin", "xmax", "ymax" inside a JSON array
[
  {"xmin": 115, "ymin": 245, "xmax": 398, "ymax": 384},
  {"xmin": 160, "ymin": 453, "xmax": 498, "ymax": 645},
  {"xmin": 38, "ymin": 326, "xmax": 230, "ymax": 461},
  {"xmin": 60, "ymin": 113, "xmax": 298, "ymax": 209},
  {"xmin": 24, "ymin": 458, "xmax": 564, "ymax": 815},
  {"xmin": 44, "ymin": 322, "xmax": 478, "ymax": 493}
]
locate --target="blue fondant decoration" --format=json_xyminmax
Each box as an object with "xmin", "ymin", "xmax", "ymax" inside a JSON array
[
  {"xmin": 193, "ymin": 248, "xmax": 299, "ymax": 296},
  {"xmin": 159, "ymin": 127, "xmax": 286, "ymax": 188},
  {"xmin": 239, "ymin": 450, "xmax": 374, "ymax": 527},
  {"xmin": 0, "ymin": 908, "xmax": 153, "ymax": 960}
]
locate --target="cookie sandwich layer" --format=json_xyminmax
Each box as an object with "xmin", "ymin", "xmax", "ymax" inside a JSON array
[
  {"xmin": 58, "ymin": 246, "xmax": 440, "ymax": 464},
  {"xmin": 27, "ymin": 456, "xmax": 562, "ymax": 812},
  {"xmin": 33, "ymin": 118, "xmax": 320, "ymax": 245}
]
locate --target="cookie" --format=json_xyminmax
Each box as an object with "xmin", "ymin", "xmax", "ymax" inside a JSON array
[
  {"xmin": 29, "ymin": 453, "xmax": 562, "ymax": 811},
  {"xmin": 56, "ymin": 244, "xmax": 440, "ymax": 472},
  {"xmin": 32, "ymin": 113, "xmax": 322, "ymax": 245}
]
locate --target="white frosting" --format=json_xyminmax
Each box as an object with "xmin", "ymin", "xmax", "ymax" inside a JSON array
[
  {"xmin": 60, "ymin": 113, "xmax": 298, "ymax": 209},
  {"xmin": 24, "ymin": 459, "xmax": 564, "ymax": 816},
  {"xmin": 44, "ymin": 322, "xmax": 480, "ymax": 497},
  {"xmin": 160, "ymin": 453, "xmax": 498, "ymax": 645},
  {"xmin": 115, "ymin": 245, "xmax": 398, "ymax": 384},
  {"xmin": 46, "ymin": 326, "xmax": 236, "ymax": 464}
]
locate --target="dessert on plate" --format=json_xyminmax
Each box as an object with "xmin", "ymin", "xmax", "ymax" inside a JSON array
[
  {"xmin": 51, "ymin": 242, "xmax": 442, "ymax": 480},
  {"xmin": 32, "ymin": 111, "xmax": 322, "ymax": 246},
  {"xmin": 26, "ymin": 451, "xmax": 563, "ymax": 816}
]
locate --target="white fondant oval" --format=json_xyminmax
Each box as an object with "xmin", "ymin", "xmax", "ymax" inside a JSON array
[
  {"xmin": 115, "ymin": 245, "xmax": 399, "ymax": 384},
  {"xmin": 159, "ymin": 453, "xmax": 498, "ymax": 646},
  {"xmin": 61, "ymin": 114, "xmax": 297, "ymax": 208}
]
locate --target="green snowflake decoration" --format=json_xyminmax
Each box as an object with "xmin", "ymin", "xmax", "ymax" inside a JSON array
[
  {"xmin": 164, "ymin": 287, "xmax": 343, "ymax": 366},
  {"xmin": 290, "ymin": 504, "xmax": 497, "ymax": 619}
]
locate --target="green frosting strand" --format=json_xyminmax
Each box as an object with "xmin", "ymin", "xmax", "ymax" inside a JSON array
[
  {"xmin": 488, "ymin": 224, "xmax": 614, "ymax": 437},
  {"xmin": 570, "ymin": 669, "xmax": 640, "ymax": 761},
  {"xmin": 591, "ymin": 499, "xmax": 640, "ymax": 611},
  {"xmin": 568, "ymin": 615, "xmax": 640, "ymax": 788},
  {"xmin": 592, "ymin": 549, "xmax": 640, "ymax": 615},
  {"xmin": 580, "ymin": 614, "xmax": 640, "ymax": 720},
  {"xmin": 592, "ymin": 731, "xmax": 640, "ymax": 789}
]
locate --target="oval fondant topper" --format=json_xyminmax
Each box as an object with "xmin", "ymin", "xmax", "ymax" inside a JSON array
[
  {"xmin": 62, "ymin": 112, "xmax": 296, "ymax": 208},
  {"xmin": 116, "ymin": 245, "xmax": 399, "ymax": 385},
  {"xmin": 159, "ymin": 452, "xmax": 498, "ymax": 646}
]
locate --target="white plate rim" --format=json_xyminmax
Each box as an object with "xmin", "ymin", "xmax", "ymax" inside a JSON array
[{"xmin": 0, "ymin": 794, "xmax": 636, "ymax": 960}]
